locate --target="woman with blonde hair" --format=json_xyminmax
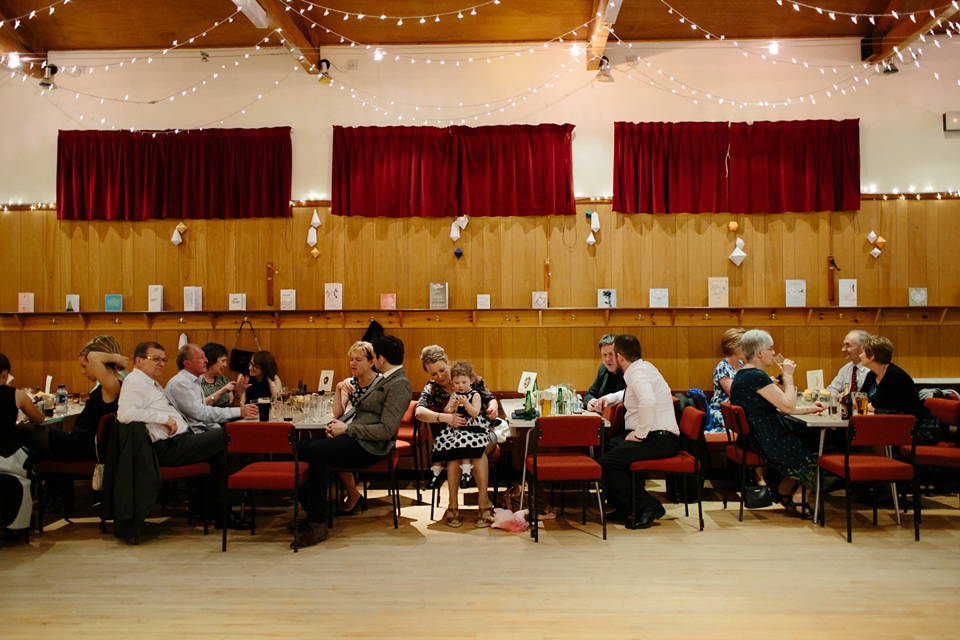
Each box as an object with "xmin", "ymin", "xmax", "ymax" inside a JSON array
[{"xmin": 708, "ymin": 328, "xmax": 746, "ymax": 433}]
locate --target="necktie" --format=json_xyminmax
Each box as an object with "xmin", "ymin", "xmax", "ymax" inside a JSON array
[{"xmin": 851, "ymin": 366, "xmax": 858, "ymax": 391}]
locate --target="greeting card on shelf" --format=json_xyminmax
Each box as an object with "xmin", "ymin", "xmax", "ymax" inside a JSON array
[
  {"xmin": 785, "ymin": 280, "xmax": 806, "ymax": 307},
  {"xmin": 229, "ymin": 293, "xmax": 247, "ymax": 311},
  {"xmin": 18, "ymin": 293, "xmax": 34, "ymax": 313},
  {"xmin": 476, "ymin": 294, "xmax": 491, "ymax": 310},
  {"xmin": 65, "ymin": 295, "xmax": 80, "ymax": 313},
  {"xmin": 380, "ymin": 293, "xmax": 397, "ymax": 310},
  {"xmin": 148, "ymin": 285, "xmax": 163, "ymax": 312},
  {"xmin": 325, "ymin": 283, "xmax": 343, "ymax": 311},
  {"xmin": 708, "ymin": 278, "xmax": 729, "ymax": 308},
  {"xmin": 597, "ymin": 289, "xmax": 617, "ymax": 308},
  {"xmin": 649, "ymin": 288, "xmax": 669, "ymax": 308},
  {"xmin": 104, "ymin": 294, "xmax": 123, "ymax": 312},
  {"xmin": 532, "ymin": 291, "xmax": 548, "ymax": 309},
  {"xmin": 280, "ymin": 289, "xmax": 296, "ymax": 311},
  {"xmin": 909, "ymin": 287, "xmax": 927, "ymax": 307},
  {"xmin": 183, "ymin": 287, "xmax": 202, "ymax": 312},
  {"xmin": 429, "ymin": 283, "xmax": 448, "ymax": 310},
  {"xmin": 838, "ymin": 279, "xmax": 857, "ymax": 307}
]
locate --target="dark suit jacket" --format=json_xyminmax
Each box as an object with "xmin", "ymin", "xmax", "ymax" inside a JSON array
[
  {"xmin": 345, "ymin": 366, "xmax": 413, "ymax": 457},
  {"xmin": 583, "ymin": 365, "xmax": 626, "ymax": 405}
]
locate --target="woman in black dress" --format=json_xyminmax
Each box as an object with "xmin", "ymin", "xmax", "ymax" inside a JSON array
[
  {"xmin": 859, "ymin": 335, "xmax": 939, "ymax": 445},
  {"xmin": 240, "ymin": 350, "xmax": 283, "ymax": 404},
  {"xmin": 1, "ymin": 353, "xmax": 46, "ymax": 538},
  {"xmin": 730, "ymin": 329, "xmax": 827, "ymax": 516}
]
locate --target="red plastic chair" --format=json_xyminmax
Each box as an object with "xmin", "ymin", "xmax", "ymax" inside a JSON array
[
  {"xmin": 222, "ymin": 421, "xmax": 308, "ymax": 552},
  {"xmin": 329, "ymin": 448, "xmax": 401, "ymax": 529},
  {"xmin": 719, "ymin": 402, "xmax": 766, "ymax": 522},
  {"xmin": 924, "ymin": 397, "xmax": 960, "ymax": 448},
  {"xmin": 899, "ymin": 401, "xmax": 960, "ymax": 510},
  {"xmin": 525, "ymin": 415, "xmax": 605, "ymax": 542},
  {"xmin": 602, "ymin": 403, "xmax": 626, "ymax": 436},
  {"xmin": 629, "ymin": 407, "xmax": 706, "ymax": 531},
  {"xmin": 159, "ymin": 460, "xmax": 211, "ymax": 535},
  {"xmin": 395, "ymin": 400, "xmax": 428, "ymax": 503},
  {"xmin": 35, "ymin": 412, "xmax": 116, "ymax": 532},
  {"xmin": 817, "ymin": 414, "xmax": 919, "ymax": 543}
]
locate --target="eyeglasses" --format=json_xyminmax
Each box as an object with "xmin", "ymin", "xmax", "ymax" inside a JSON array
[{"xmin": 143, "ymin": 355, "xmax": 168, "ymax": 364}]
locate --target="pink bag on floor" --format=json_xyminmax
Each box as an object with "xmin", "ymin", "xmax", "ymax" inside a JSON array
[{"xmin": 491, "ymin": 508, "xmax": 528, "ymax": 532}]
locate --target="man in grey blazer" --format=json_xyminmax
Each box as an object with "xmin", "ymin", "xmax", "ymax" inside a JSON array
[{"xmin": 294, "ymin": 335, "xmax": 413, "ymax": 548}]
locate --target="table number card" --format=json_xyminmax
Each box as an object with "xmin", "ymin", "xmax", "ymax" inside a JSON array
[
  {"xmin": 280, "ymin": 289, "xmax": 296, "ymax": 311},
  {"xmin": 909, "ymin": 287, "xmax": 927, "ymax": 307},
  {"xmin": 229, "ymin": 293, "xmax": 246, "ymax": 311},
  {"xmin": 325, "ymin": 283, "xmax": 343, "ymax": 310},
  {"xmin": 65, "ymin": 295, "xmax": 80, "ymax": 312},
  {"xmin": 380, "ymin": 293, "xmax": 397, "ymax": 310},
  {"xmin": 649, "ymin": 288, "xmax": 669, "ymax": 308},
  {"xmin": 476, "ymin": 294, "xmax": 491, "ymax": 310},
  {"xmin": 838, "ymin": 279, "xmax": 857, "ymax": 307},
  {"xmin": 597, "ymin": 288, "xmax": 617, "ymax": 308},
  {"xmin": 18, "ymin": 293, "xmax": 34, "ymax": 313},
  {"xmin": 708, "ymin": 277, "xmax": 729, "ymax": 307},
  {"xmin": 532, "ymin": 291, "xmax": 548, "ymax": 309},
  {"xmin": 518, "ymin": 372, "xmax": 537, "ymax": 394},
  {"xmin": 148, "ymin": 285, "xmax": 163, "ymax": 312},
  {"xmin": 318, "ymin": 370, "xmax": 334, "ymax": 393},
  {"xmin": 429, "ymin": 283, "xmax": 448, "ymax": 310},
  {"xmin": 104, "ymin": 294, "xmax": 123, "ymax": 312},
  {"xmin": 183, "ymin": 286, "xmax": 202, "ymax": 311},
  {"xmin": 806, "ymin": 369, "xmax": 825, "ymax": 392},
  {"xmin": 785, "ymin": 280, "xmax": 806, "ymax": 307}
]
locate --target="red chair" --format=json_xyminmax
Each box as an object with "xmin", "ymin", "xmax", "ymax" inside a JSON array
[
  {"xmin": 602, "ymin": 403, "xmax": 626, "ymax": 436},
  {"xmin": 719, "ymin": 402, "xmax": 766, "ymax": 522},
  {"xmin": 159, "ymin": 461, "xmax": 211, "ymax": 535},
  {"xmin": 525, "ymin": 415, "xmax": 605, "ymax": 542},
  {"xmin": 429, "ymin": 444, "xmax": 500, "ymax": 521},
  {"xmin": 925, "ymin": 397, "xmax": 960, "ymax": 447},
  {"xmin": 222, "ymin": 421, "xmax": 308, "ymax": 552},
  {"xmin": 35, "ymin": 412, "xmax": 116, "ymax": 532},
  {"xmin": 329, "ymin": 448, "xmax": 401, "ymax": 529},
  {"xmin": 628, "ymin": 407, "xmax": 707, "ymax": 531},
  {"xmin": 395, "ymin": 400, "xmax": 428, "ymax": 503},
  {"xmin": 817, "ymin": 414, "xmax": 919, "ymax": 543}
]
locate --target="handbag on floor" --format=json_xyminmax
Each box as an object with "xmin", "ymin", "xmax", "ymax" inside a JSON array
[{"xmin": 743, "ymin": 485, "xmax": 773, "ymax": 509}]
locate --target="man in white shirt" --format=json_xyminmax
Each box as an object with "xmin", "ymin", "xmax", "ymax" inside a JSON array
[
  {"xmin": 165, "ymin": 344, "xmax": 258, "ymax": 432},
  {"xmin": 826, "ymin": 330, "xmax": 871, "ymax": 395},
  {"xmin": 117, "ymin": 341, "xmax": 249, "ymax": 530},
  {"xmin": 592, "ymin": 334, "xmax": 680, "ymax": 529}
]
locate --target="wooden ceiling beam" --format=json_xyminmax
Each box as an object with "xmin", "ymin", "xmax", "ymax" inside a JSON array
[
  {"xmin": 586, "ymin": 0, "xmax": 613, "ymax": 71},
  {"xmin": 0, "ymin": 3, "xmax": 47, "ymax": 80},
  {"xmin": 256, "ymin": 0, "xmax": 320, "ymax": 73},
  {"xmin": 862, "ymin": 0, "xmax": 957, "ymax": 63}
]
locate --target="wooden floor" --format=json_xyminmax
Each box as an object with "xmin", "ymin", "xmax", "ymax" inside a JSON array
[{"xmin": 3, "ymin": 481, "xmax": 960, "ymax": 639}]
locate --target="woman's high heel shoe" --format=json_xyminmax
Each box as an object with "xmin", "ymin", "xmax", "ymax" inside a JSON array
[{"xmin": 335, "ymin": 495, "xmax": 366, "ymax": 517}]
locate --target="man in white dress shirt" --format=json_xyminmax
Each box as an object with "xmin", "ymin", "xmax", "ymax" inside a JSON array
[
  {"xmin": 165, "ymin": 344, "xmax": 258, "ymax": 432},
  {"xmin": 117, "ymin": 341, "xmax": 249, "ymax": 530},
  {"xmin": 592, "ymin": 334, "xmax": 680, "ymax": 529},
  {"xmin": 826, "ymin": 330, "xmax": 871, "ymax": 396}
]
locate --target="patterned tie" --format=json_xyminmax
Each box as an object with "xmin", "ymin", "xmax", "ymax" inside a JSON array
[{"xmin": 851, "ymin": 365, "xmax": 858, "ymax": 391}]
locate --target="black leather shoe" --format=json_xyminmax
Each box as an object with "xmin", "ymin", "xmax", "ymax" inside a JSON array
[
  {"xmin": 630, "ymin": 502, "xmax": 667, "ymax": 530},
  {"xmin": 460, "ymin": 472, "xmax": 475, "ymax": 489},
  {"xmin": 291, "ymin": 523, "xmax": 328, "ymax": 549},
  {"xmin": 334, "ymin": 496, "xmax": 366, "ymax": 517},
  {"xmin": 216, "ymin": 512, "xmax": 253, "ymax": 531},
  {"xmin": 427, "ymin": 471, "xmax": 447, "ymax": 490}
]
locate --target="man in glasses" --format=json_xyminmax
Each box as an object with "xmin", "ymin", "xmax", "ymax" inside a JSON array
[{"xmin": 116, "ymin": 341, "xmax": 250, "ymax": 534}]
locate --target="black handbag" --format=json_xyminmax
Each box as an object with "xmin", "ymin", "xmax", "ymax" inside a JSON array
[
  {"xmin": 228, "ymin": 319, "xmax": 262, "ymax": 373},
  {"xmin": 743, "ymin": 485, "xmax": 773, "ymax": 509}
]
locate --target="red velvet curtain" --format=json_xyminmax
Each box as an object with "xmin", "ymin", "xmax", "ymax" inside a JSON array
[
  {"xmin": 613, "ymin": 119, "xmax": 860, "ymax": 214},
  {"xmin": 613, "ymin": 122, "xmax": 730, "ymax": 214},
  {"xmin": 729, "ymin": 119, "xmax": 860, "ymax": 213},
  {"xmin": 331, "ymin": 123, "xmax": 575, "ymax": 217},
  {"xmin": 57, "ymin": 127, "xmax": 292, "ymax": 221},
  {"xmin": 331, "ymin": 126, "xmax": 455, "ymax": 218}
]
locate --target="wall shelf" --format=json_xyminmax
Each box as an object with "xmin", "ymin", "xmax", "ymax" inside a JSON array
[{"xmin": 2, "ymin": 306, "xmax": 958, "ymax": 332}]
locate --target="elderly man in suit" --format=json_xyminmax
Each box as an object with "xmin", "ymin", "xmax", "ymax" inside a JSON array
[{"xmin": 293, "ymin": 335, "xmax": 413, "ymax": 548}]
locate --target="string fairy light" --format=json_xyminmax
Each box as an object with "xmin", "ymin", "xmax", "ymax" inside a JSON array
[
  {"xmin": 774, "ymin": 0, "xmax": 960, "ymax": 23},
  {"xmin": 290, "ymin": 0, "xmax": 501, "ymax": 22},
  {"xmin": 0, "ymin": 0, "xmax": 72, "ymax": 29}
]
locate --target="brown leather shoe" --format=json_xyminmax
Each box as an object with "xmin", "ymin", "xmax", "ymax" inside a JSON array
[{"xmin": 291, "ymin": 523, "xmax": 328, "ymax": 549}]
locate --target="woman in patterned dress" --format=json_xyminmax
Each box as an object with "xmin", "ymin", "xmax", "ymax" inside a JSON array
[{"xmin": 708, "ymin": 328, "xmax": 745, "ymax": 433}]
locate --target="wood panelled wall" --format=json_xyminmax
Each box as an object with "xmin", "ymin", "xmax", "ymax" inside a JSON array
[{"xmin": 1, "ymin": 200, "xmax": 958, "ymax": 395}]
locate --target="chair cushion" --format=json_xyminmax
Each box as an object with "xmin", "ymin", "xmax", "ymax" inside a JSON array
[
  {"xmin": 818, "ymin": 454, "xmax": 913, "ymax": 482},
  {"xmin": 525, "ymin": 453, "xmax": 601, "ymax": 482},
  {"xmin": 228, "ymin": 461, "xmax": 309, "ymax": 490},
  {"xmin": 704, "ymin": 432, "xmax": 729, "ymax": 451},
  {"xmin": 160, "ymin": 462, "xmax": 210, "ymax": 481},
  {"xmin": 35, "ymin": 460, "xmax": 96, "ymax": 476},
  {"xmin": 630, "ymin": 451, "xmax": 696, "ymax": 474},
  {"xmin": 933, "ymin": 441, "xmax": 957, "ymax": 449},
  {"xmin": 901, "ymin": 445, "xmax": 960, "ymax": 468},
  {"xmin": 396, "ymin": 425, "xmax": 429, "ymax": 444},
  {"xmin": 725, "ymin": 444, "xmax": 762, "ymax": 466},
  {"xmin": 394, "ymin": 440, "xmax": 413, "ymax": 456}
]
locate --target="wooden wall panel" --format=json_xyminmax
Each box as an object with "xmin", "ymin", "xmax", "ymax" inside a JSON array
[{"xmin": 2, "ymin": 200, "xmax": 959, "ymax": 393}]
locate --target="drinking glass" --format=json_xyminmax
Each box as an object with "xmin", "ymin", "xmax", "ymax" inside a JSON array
[{"xmin": 772, "ymin": 353, "xmax": 786, "ymax": 369}]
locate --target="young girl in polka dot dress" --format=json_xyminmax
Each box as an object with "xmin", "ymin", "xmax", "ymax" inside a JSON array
[{"xmin": 431, "ymin": 361, "xmax": 492, "ymax": 492}]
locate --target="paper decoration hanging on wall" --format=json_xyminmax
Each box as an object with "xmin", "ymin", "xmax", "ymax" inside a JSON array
[
  {"xmin": 178, "ymin": 333, "xmax": 189, "ymax": 349},
  {"xmin": 736, "ymin": 238, "xmax": 745, "ymax": 250},
  {"xmin": 590, "ymin": 211, "xmax": 600, "ymax": 232},
  {"xmin": 456, "ymin": 216, "xmax": 469, "ymax": 229},
  {"xmin": 874, "ymin": 236, "xmax": 886, "ymax": 249},
  {"xmin": 450, "ymin": 221, "xmax": 460, "ymax": 242},
  {"xmin": 870, "ymin": 247, "xmax": 882, "ymax": 259},
  {"xmin": 311, "ymin": 210, "xmax": 321, "ymax": 228},
  {"xmin": 586, "ymin": 232, "xmax": 596, "ymax": 246},
  {"xmin": 306, "ymin": 227, "xmax": 317, "ymax": 247},
  {"xmin": 729, "ymin": 247, "xmax": 747, "ymax": 266},
  {"xmin": 171, "ymin": 229, "xmax": 183, "ymax": 245},
  {"xmin": 867, "ymin": 230, "xmax": 877, "ymax": 243}
]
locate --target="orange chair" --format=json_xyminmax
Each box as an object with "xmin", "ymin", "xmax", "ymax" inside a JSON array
[
  {"xmin": 817, "ymin": 414, "xmax": 919, "ymax": 543},
  {"xmin": 222, "ymin": 421, "xmax": 308, "ymax": 552},
  {"xmin": 899, "ymin": 401, "xmax": 960, "ymax": 510},
  {"xmin": 395, "ymin": 400, "xmax": 428, "ymax": 503},
  {"xmin": 329, "ymin": 448, "xmax": 401, "ymax": 529},
  {"xmin": 924, "ymin": 397, "xmax": 960, "ymax": 447},
  {"xmin": 525, "ymin": 415, "xmax": 605, "ymax": 542},
  {"xmin": 628, "ymin": 407, "xmax": 706, "ymax": 531},
  {"xmin": 602, "ymin": 403, "xmax": 626, "ymax": 437},
  {"xmin": 429, "ymin": 444, "xmax": 500, "ymax": 521},
  {"xmin": 719, "ymin": 402, "xmax": 766, "ymax": 522},
  {"xmin": 35, "ymin": 412, "xmax": 116, "ymax": 532},
  {"xmin": 159, "ymin": 461, "xmax": 211, "ymax": 535}
]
